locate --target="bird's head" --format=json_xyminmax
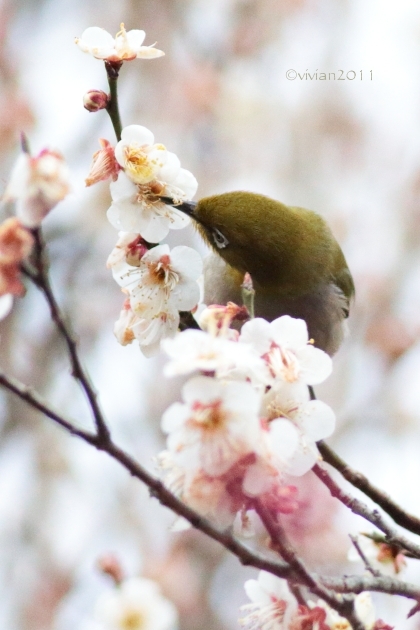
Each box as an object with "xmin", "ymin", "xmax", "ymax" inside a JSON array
[{"xmin": 162, "ymin": 191, "xmax": 336, "ymax": 293}]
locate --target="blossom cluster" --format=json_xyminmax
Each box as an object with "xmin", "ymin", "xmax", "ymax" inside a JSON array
[
  {"xmin": 157, "ymin": 308, "xmax": 336, "ymax": 527},
  {"xmin": 239, "ymin": 571, "xmax": 392, "ymax": 630},
  {"xmin": 1, "ymin": 147, "xmax": 71, "ymax": 320},
  {"xmin": 84, "ymin": 123, "xmax": 201, "ymax": 356}
]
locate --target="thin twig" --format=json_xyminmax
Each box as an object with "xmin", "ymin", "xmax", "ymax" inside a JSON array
[
  {"xmin": 0, "ymin": 372, "xmax": 96, "ymax": 443},
  {"xmin": 313, "ymin": 463, "xmax": 420, "ymax": 559},
  {"xmin": 318, "ymin": 440, "xmax": 420, "ymax": 537},
  {"xmin": 105, "ymin": 61, "xmax": 123, "ymax": 141},
  {"xmin": 349, "ymin": 534, "xmax": 381, "ymax": 577},
  {"xmin": 27, "ymin": 228, "xmax": 110, "ymax": 442}
]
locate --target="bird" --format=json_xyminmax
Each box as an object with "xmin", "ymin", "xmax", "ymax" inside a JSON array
[{"xmin": 163, "ymin": 191, "xmax": 355, "ymax": 356}]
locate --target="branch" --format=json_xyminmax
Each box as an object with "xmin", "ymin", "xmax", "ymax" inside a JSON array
[
  {"xmin": 254, "ymin": 499, "xmax": 365, "ymax": 630},
  {"xmin": 318, "ymin": 441, "xmax": 420, "ymax": 537},
  {"xmin": 313, "ymin": 463, "xmax": 420, "ymax": 559},
  {"xmin": 0, "ymin": 371, "xmax": 96, "ymax": 443},
  {"xmin": 349, "ymin": 534, "xmax": 381, "ymax": 577},
  {"xmin": 2, "ymin": 372, "xmax": 420, "ymax": 608},
  {"xmin": 24, "ymin": 228, "xmax": 110, "ymax": 442}
]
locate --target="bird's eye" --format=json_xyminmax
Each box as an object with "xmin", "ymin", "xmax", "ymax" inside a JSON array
[{"xmin": 212, "ymin": 228, "xmax": 229, "ymax": 249}]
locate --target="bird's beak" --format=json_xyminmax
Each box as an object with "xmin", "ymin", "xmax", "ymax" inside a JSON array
[{"xmin": 159, "ymin": 197, "xmax": 198, "ymax": 219}]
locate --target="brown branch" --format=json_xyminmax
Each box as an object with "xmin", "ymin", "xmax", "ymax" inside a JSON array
[
  {"xmin": 313, "ymin": 463, "xmax": 420, "ymax": 559},
  {"xmin": 2, "ymin": 371, "xmax": 420, "ymax": 609},
  {"xmin": 0, "ymin": 371, "xmax": 96, "ymax": 443},
  {"xmin": 254, "ymin": 499, "xmax": 365, "ymax": 630},
  {"xmin": 25, "ymin": 228, "xmax": 110, "ymax": 442},
  {"xmin": 318, "ymin": 441, "xmax": 420, "ymax": 537}
]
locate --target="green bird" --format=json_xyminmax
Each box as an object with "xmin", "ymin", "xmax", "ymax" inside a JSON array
[{"xmin": 167, "ymin": 191, "xmax": 355, "ymax": 355}]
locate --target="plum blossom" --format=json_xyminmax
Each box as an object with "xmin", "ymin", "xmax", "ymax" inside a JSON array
[
  {"xmin": 161, "ymin": 376, "xmax": 261, "ymax": 476},
  {"xmin": 4, "ymin": 148, "xmax": 70, "ymax": 227},
  {"xmin": 240, "ymin": 571, "xmax": 298, "ymax": 630},
  {"xmin": 113, "ymin": 244, "xmax": 202, "ymax": 319},
  {"xmin": 313, "ymin": 593, "xmax": 377, "ymax": 630},
  {"xmin": 107, "ymin": 232, "xmax": 149, "ymax": 270},
  {"xmin": 348, "ymin": 534, "xmax": 406, "ymax": 576},
  {"xmin": 114, "ymin": 300, "xmax": 179, "ymax": 357},
  {"xmin": 75, "ymin": 24, "xmax": 164, "ymax": 62},
  {"xmin": 162, "ymin": 328, "xmax": 266, "ymax": 381},
  {"xmin": 241, "ymin": 573, "xmax": 383, "ymax": 630},
  {"xmin": 0, "ymin": 218, "xmax": 34, "ymax": 308},
  {"xmin": 157, "ymin": 450, "xmax": 247, "ymax": 527},
  {"xmin": 94, "ymin": 577, "xmax": 177, "ymax": 630},
  {"xmin": 107, "ymin": 125, "xmax": 197, "ymax": 242},
  {"xmin": 240, "ymin": 316, "xmax": 332, "ymax": 387},
  {"xmin": 85, "ymin": 138, "xmax": 120, "ymax": 186},
  {"xmin": 262, "ymin": 381, "xmax": 335, "ymax": 476}
]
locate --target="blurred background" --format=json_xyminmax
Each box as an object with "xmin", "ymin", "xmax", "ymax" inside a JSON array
[{"xmin": 1, "ymin": 0, "xmax": 420, "ymax": 627}]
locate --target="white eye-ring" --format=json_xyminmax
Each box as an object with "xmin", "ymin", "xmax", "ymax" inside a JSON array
[{"xmin": 212, "ymin": 228, "xmax": 229, "ymax": 249}]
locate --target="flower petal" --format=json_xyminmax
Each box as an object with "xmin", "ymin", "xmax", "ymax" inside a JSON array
[{"xmin": 270, "ymin": 315, "xmax": 309, "ymax": 348}]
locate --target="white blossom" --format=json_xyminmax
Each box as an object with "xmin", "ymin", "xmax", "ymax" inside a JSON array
[
  {"xmin": 240, "ymin": 316, "xmax": 332, "ymax": 387},
  {"xmin": 107, "ymin": 232, "xmax": 148, "ymax": 270},
  {"xmin": 113, "ymin": 244, "xmax": 202, "ymax": 319},
  {"xmin": 262, "ymin": 381, "xmax": 335, "ymax": 476},
  {"xmin": 4, "ymin": 149, "xmax": 70, "ymax": 227},
  {"xmin": 163, "ymin": 328, "xmax": 265, "ymax": 380},
  {"xmin": 313, "ymin": 593, "xmax": 376, "ymax": 630},
  {"xmin": 107, "ymin": 172, "xmax": 192, "ymax": 242},
  {"xmin": 240, "ymin": 572, "xmax": 298, "ymax": 630},
  {"xmin": 107, "ymin": 125, "xmax": 197, "ymax": 242},
  {"xmin": 75, "ymin": 24, "xmax": 164, "ymax": 62},
  {"xmin": 94, "ymin": 577, "xmax": 177, "ymax": 630},
  {"xmin": 132, "ymin": 309, "xmax": 180, "ymax": 357},
  {"xmin": 161, "ymin": 376, "xmax": 262, "ymax": 476},
  {"xmin": 114, "ymin": 300, "xmax": 180, "ymax": 356}
]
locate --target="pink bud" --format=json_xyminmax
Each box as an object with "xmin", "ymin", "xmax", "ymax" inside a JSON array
[{"xmin": 83, "ymin": 89, "xmax": 109, "ymax": 112}]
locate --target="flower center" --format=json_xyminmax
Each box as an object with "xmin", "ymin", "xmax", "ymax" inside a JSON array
[
  {"xmin": 123, "ymin": 146, "xmax": 157, "ymax": 184},
  {"xmin": 148, "ymin": 256, "xmax": 180, "ymax": 292},
  {"xmin": 191, "ymin": 399, "xmax": 228, "ymax": 431},
  {"xmin": 266, "ymin": 344, "xmax": 300, "ymax": 383},
  {"xmin": 120, "ymin": 609, "xmax": 145, "ymax": 630}
]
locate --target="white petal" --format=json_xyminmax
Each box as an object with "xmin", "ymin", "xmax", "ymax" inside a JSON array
[
  {"xmin": 182, "ymin": 375, "xmax": 222, "ymax": 404},
  {"xmin": 269, "ymin": 419, "xmax": 299, "ymax": 462},
  {"xmin": 270, "ymin": 315, "xmax": 309, "ymax": 348},
  {"xmin": 298, "ymin": 345, "xmax": 332, "ymax": 385},
  {"xmin": 139, "ymin": 213, "xmax": 170, "ymax": 242},
  {"xmin": 125, "ymin": 29, "xmax": 146, "ymax": 50},
  {"xmin": 77, "ymin": 27, "xmax": 115, "ymax": 57},
  {"xmin": 239, "ymin": 318, "xmax": 272, "ymax": 354},
  {"xmin": 170, "ymin": 279, "xmax": 200, "ymax": 311},
  {"xmin": 172, "ymin": 168, "xmax": 198, "ymax": 198},
  {"xmin": 161, "ymin": 402, "xmax": 191, "ymax": 433},
  {"xmin": 0, "ymin": 294, "xmax": 13, "ymax": 319},
  {"xmin": 299, "ymin": 400, "xmax": 335, "ymax": 440},
  {"xmin": 165, "ymin": 206, "xmax": 190, "ymax": 230},
  {"xmin": 137, "ymin": 46, "xmax": 165, "ymax": 59},
  {"xmin": 244, "ymin": 578, "xmax": 271, "ymax": 606},
  {"xmin": 156, "ymin": 151, "xmax": 181, "ymax": 182},
  {"xmin": 170, "ymin": 246, "xmax": 203, "ymax": 280},
  {"xmin": 107, "ymin": 200, "xmax": 148, "ymax": 233},
  {"xmin": 286, "ymin": 446, "xmax": 318, "ymax": 476},
  {"xmin": 110, "ymin": 171, "xmax": 137, "ymax": 201},
  {"xmin": 121, "ymin": 125, "xmax": 155, "ymax": 147},
  {"xmin": 259, "ymin": 571, "xmax": 291, "ymax": 602},
  {"xmin": 242, "ymin": 462, "xmax": 274, "ymax": 496}
]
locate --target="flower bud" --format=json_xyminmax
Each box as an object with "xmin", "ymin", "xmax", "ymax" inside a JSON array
[{"xmin": 83, "ymin": 89, "xmax": 109, "ymax": 112}]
